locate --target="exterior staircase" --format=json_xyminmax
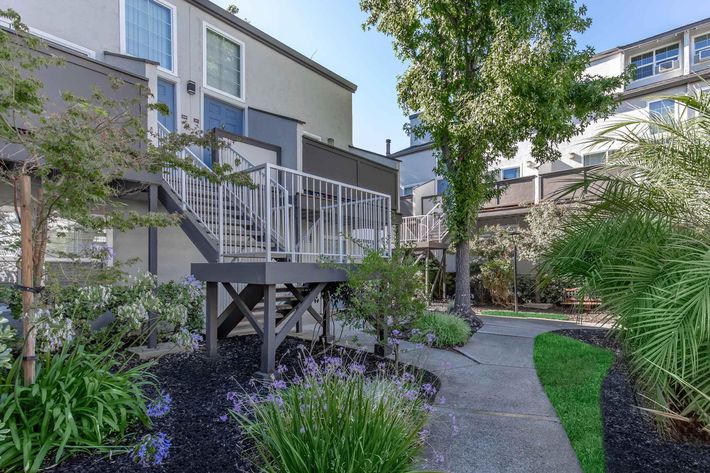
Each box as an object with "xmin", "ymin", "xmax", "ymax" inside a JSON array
[{"xmin": 156, "ymin": 124, "xmax": 392, "ymax": 337}]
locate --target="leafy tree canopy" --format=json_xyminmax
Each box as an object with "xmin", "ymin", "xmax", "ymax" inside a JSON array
[{"xmin": 361, "ymin": 0, "xmax": 626, "ymax": 241}]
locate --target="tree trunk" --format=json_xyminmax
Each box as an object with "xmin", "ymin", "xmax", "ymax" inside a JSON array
[
  {"xmin": 453, "ymin": 239, "xmax": 471, "ymax": 315},
  {"xmin": 19, "ymin": 175, "xmax": 36, "ymax": 385}
]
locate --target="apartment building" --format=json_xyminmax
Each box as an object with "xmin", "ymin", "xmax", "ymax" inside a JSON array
[
  {"xmin": 0, "ymin": 0, "xmax": 399, "ymax": 278},
  {"xmin": 396, "ymin": 17, "xmax": 710, "ymax": 232}
]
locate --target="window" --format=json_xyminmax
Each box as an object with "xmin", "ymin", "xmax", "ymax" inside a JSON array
[
  {"xmin": 124, "ymin": 0, "xmax": 174, "ymax": 72},
  {"xmin": 402, "ymin": 185, "xmax": 416, "ymax": 196},
  {"xmin": 583, "ymin": 151, "xmax": 607, "ymax": 166},
  {"xmin": 436, "ymin": 179, "xmax": 448, "ymax": 194},
  {"xmin": 630, "ymin": 43, "xmax": 679, "ymax": 80},
  {"xmin": 501, "ymin": 167, "xmax": 520, "ymax": 180},
  {"xmin": 694, "ymin": 33, "xmax": 710, "ymax": 64},
  {"xmin": 205, "ymin": 27, "xmax": 243, "ymax": 100},
  {"xmin": 649, "ymin": 99, "xmax": 676, "ymax": 134}
]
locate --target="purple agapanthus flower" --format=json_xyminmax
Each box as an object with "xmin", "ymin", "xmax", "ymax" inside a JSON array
[
  {"xmin": 322, "ymin": 356, "xmax": 343, "ymax": 369},
  {"xmin": 134, "ymin": 432, "xmax": 171, "ymax": 466},
  {"xmin": 402, "ymin": 389, "xmax": 418, "ymax": 401},
  {"xmin": 348, "ymin": 363, "xmax": 366, "ymax": 375},
  {"xmin": 272, "ymin": 379, "xmax": 288, "ymax": 390},
  {"xmin": 147, "ymin": 392, "xmax": 172, "ymax": 418},
  {"xmin": 191, "ymin": 333, "xmax": 203, "ymax": 351},
  {"xmin": 421, "ymin": 383, "xmax": 437, "ymax": 396}
]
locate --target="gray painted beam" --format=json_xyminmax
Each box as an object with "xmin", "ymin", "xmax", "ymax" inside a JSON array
[
  {"xmin": 285, "ymin": 283, "xmax": 323, "ymax": 324},
  {"xmin": 191, "ymin": 262, "xmax": 349, "ymax": 285},
  {"xmin": 275, "ymin": 282, "xmax": 326, "ymax": 345},
  {"xmin": 206, "ymin": 282, "xmax": 219, "ymax": 358},
  {"xmin": 221, "ymin": 283, "xmax": 264, "ymax": 337},
  {"xmin": 261, "ymin": 285, "xmax": 277, "ymax": 374}
]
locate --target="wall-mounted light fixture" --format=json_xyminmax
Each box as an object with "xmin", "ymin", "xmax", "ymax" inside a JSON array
[{"xmin": 186, "ymin": 80, "xmax": 196, "ymax": 95}]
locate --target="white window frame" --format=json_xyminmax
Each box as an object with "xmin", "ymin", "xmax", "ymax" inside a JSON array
[
  {"xmin": 692, "ymin": 32, "xmax": 710, "ymax": 65},
  {"xmin": 501, "ymin": 166, "xmax": 521, "ymax": 180},
  {"xmin": 119, "ymin": 0, "xmax": 178, "ymax": 76},
  {"xmin": 202, "ymin": 22, "xmax": 246, "ymax": 103},
  {"xmin": 648, "ymin": 98, "xmax": 677, "ymax": 134},
  {"xmin": 582, "ymin": 150, "xmax": 614, "ymax": 167},
  {"xmin": 629, "ymin": 42, "xmax": 680, "ymax": 81}
]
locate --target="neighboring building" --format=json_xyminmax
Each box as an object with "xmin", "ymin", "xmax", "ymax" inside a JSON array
[{"xmin": 396, "ymin": 17, "xmax": 710, "ymax": 233}]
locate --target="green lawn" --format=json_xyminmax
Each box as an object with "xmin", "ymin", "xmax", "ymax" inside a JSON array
[
  {"xmin": 480, "ymin": 309, "xmax": 568, "ymax": 321},
  {"xmin": 533, "ymin": 332, "xmax": 614, "ymax": 473}
]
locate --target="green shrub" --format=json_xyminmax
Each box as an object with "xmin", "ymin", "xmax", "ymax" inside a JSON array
[
  {"xmin": 232, "ymin": 359, "xmax": 431, "ymax": 473},
  {"xmin": 0, "ymin": 341, "xmax": 152, "ymax": 472},
  {"xmin": 411, "ymin": 312, "xmax": 471, "ymax": 347},
  {"xmin": 517, "ymin": 274, "xmax": 571, "ymax": 305}
]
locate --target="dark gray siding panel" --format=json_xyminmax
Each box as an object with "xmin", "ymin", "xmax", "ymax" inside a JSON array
[
  {"xmin": 302, "ymin": 138, "xmax": 399, "ymax": 210},
  {"xmin": 247, "ymin": 108, "xmax": 298, "ymax": 168}
]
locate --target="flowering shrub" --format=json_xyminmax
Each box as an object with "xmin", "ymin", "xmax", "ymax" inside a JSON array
[
  {"xmin": 31, "ymin": 309, "xmax": 76, "ymax": 353},
  {"xmin": 0, "ymin": 316, "xmax": 14, "ymax": 371},
  {"xmin": 133, "ymin": 432, "xmax": 172, "ymax": 466},
  {"xmin": 33, "ymin": 272, "xmax": 205, "ymax": 352},
  {"xmin": 230, "ymin": 355, "xmax": 432, "ymax": 473}
]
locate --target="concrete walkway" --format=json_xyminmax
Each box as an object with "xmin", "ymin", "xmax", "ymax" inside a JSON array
[{"xmin": 320, "ymin": 315, "xmax": 587, "ymax": 473}]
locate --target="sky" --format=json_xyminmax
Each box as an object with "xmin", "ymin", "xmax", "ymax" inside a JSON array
[{"xmin": 217, "ymin": 0, "xmax": 710, "ymax": 155}]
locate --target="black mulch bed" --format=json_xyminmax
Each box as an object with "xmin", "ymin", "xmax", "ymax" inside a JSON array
[
  {"xmin": 49, "ymin": 335, "xmax": 439, "ymax": 473},
  {"xmin": 557, "ymin": 328, "xmax": 710, "ymax": 473}
]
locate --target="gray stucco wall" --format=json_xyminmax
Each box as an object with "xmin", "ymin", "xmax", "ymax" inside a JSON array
[{"xmin": 3, "ymin": 0, "xmax": 354, "ymax": 148}]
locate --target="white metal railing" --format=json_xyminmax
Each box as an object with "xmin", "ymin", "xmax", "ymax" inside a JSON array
[
  {"xmin": 159, "ymin": 124, "xmax": 392, "ymax": 262},
  {"xmin": 400, "ymin": 203, "xmax": 448, "ymax": 243}
]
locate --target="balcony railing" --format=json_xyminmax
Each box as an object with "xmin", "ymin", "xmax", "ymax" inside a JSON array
[
  {"xmin": 159, "ymin": 123, "xmax": 392, "ymax": 262},
  {"xmin": 400, "ymin": 203, "xmax": 448, "ymax": 243}
]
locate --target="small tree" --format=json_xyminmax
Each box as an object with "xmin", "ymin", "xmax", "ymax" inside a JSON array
[
  {"xmin": 0, "ymin": 10, "xmax": 249, "ymax": 383},
  {"xmin": 361, "ymin": 0, "xmax": 626, "ymax": 319},
  {"xmin": 337, "ymin": 247, "xmax": 425, "ymax": 363}
]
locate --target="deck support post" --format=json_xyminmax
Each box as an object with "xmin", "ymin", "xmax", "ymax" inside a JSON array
[
  {"xmin": 206, "ymin": 281, "xmax": 219, "ymax": 357},
  {"xmin": 260, "ymin": 284, "xmax": 277, "ymax": 376},
  {"xmin": 320, "ymin": 289, "xmax": 334, "ymax": 344},
  {"xmin": 147, "ymin": 184, "xmax": 159, "ymax": 349}
]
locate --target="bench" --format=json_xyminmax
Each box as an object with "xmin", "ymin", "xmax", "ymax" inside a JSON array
[{"xmin": 561, "ymin": 287, "xmax": 601, "ymax": 309}]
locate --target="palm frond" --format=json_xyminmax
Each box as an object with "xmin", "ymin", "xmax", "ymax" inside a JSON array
[{"xmin": 540, "ymin": 90, "xmax": 710, "ymax": 433}]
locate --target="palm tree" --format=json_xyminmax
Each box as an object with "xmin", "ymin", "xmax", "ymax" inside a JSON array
[{"xmin": 540, "ymin": 89, "xmax": 710, "ymax": 435}]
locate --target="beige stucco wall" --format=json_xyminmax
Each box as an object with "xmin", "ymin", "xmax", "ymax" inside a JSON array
[
  {"xmin": 113, "ymin": 192, "xmax": 207, "ymax": 282},
  {"xmin": 2, "ymin": 0, "xmax": 354, "ymax": 149}
]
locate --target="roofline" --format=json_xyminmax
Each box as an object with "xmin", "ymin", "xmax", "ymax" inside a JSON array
[
  {"xmin": 347, "ymin": 144, "xmax": 401, "ymax": 162},
  {"xmin": 303, "ymin": 136, "xmax": 399, "ymax": 171},
  {"xmin": 619, "ymin": 17, "xmax": 710, "ymax": 50},
  {"xmin": 186, "ymin": 0, "xmax": 357, "ymax": 93},
  {"xmin": 389, "ymin": 141, "xmax": 435, "ymax": 158},
  {"xmin": 622, "ymin": 70, "xmax": 710, "ymax": 100},
  {"xmin": 249, "ymin": 106, "xmax": 306, "ymax": 125}
]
